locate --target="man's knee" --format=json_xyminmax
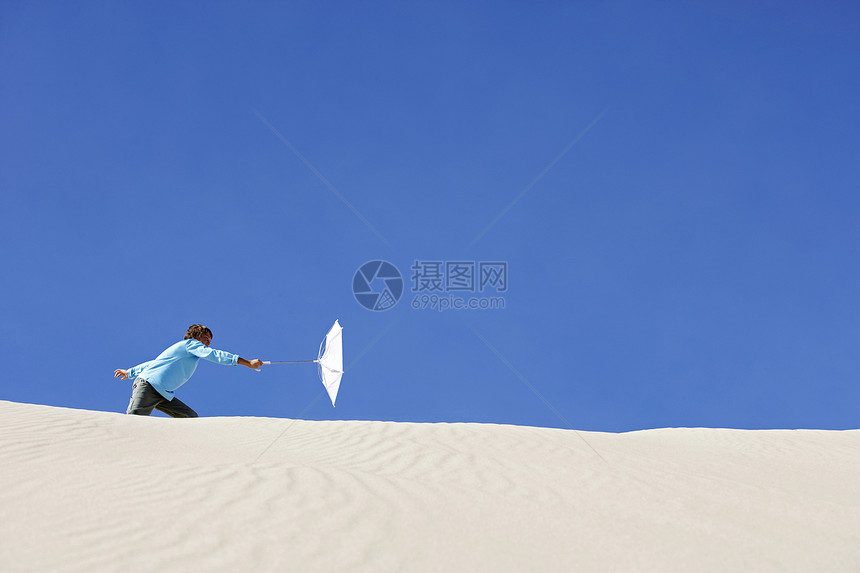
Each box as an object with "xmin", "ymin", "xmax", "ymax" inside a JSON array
[
  {"xmin": 178, "ymin": 406, "xmax": 199, "ymax": 418},
  {"xmin": 126, "ymin": 407, "xmax": 154, "ymax": 416},
  {"xmin": 157, "ymin": 402, "xmax": 198, "ymax": 418},
  {"xmin": 171, "ymin": 407, "xmax": 199, "ymax": 418}
]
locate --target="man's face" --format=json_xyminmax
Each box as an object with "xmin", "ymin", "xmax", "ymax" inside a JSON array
[{"xmin": 196, "ymin": 333, "xmax": 212, "ymax": 347}]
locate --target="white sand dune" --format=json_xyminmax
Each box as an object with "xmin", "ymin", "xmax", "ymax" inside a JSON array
[{"xmin": 1, "ymin": 400, "xmax": 859, "ymax": 572}]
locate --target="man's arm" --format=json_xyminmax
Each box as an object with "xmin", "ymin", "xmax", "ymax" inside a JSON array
[
  {"xmin": 238, "ymin": 358, "xmax": 263, "ymax": 370},
  {"xmin": 115, "ymin": 359, "xmax": 155, "ymax": 381},
  {"xmin": 186, "ymin": 340, "xmax": 262, "ymax": 370}
]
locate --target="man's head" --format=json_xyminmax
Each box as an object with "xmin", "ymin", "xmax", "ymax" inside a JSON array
[{"xmin": 184, "ymin": 324, "xmax": 213, "ymax": 347}]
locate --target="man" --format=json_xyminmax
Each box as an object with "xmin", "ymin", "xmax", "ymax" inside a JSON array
[{"xmin": 115, "ymin": 324, "xmax": 263, "ymax": 418}]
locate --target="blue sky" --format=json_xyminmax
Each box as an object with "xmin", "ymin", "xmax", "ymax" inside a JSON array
[{"xmin": 2, "ymin": 1, "xmax": 858, "ymax": 431}]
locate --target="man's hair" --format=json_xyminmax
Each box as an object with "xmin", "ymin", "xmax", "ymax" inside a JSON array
[{"xmin": 184, "ymin": 324, "xmax": 213, "ymax": 340}]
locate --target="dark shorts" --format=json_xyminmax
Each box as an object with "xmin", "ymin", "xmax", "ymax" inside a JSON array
[{"xmin": 126, "ymin": 378, "xmax": 198, "ymax": 418}]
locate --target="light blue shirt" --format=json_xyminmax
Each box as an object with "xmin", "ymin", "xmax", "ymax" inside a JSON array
[{"xmin": 128, "ymin": 339, "xmax": 238, "ymax": 400}]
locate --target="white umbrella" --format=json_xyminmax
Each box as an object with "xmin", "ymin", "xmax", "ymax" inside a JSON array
[{"xmin": 263, "ymin": 320, "xmax": 344, "ymax": 406}]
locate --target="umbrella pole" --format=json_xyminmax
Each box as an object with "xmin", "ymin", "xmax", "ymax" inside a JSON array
[{"xmin": 262, "ymin": 360, "xmax": 318, "ymax": 364}]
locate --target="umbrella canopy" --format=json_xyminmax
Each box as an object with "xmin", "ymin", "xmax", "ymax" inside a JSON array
[
  {"xmin": 261, "ymin": 319, "xmax": 344, "ymax": 407},
  {"xmin": 317, "ymin": 320, "xmax": 343, "ymax": 406}
]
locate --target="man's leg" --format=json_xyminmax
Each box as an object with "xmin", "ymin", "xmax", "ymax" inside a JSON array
[
  {"xmin": 126, "ymin": 378, "xmax": 164, "ymax": 416},
  {"xmin": 156, "ymin": 396, "xmax": 199, "ymax": 418}
]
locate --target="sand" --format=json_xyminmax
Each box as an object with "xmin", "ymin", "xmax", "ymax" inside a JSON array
[{"xmin": 1, "ymin": 399, "xmax": 858, "ymax": 572}]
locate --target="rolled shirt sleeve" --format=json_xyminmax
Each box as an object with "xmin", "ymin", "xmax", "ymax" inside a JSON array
[{"xmin": 186, "ymin": 340, "xmax": 239, "ymax": 365}]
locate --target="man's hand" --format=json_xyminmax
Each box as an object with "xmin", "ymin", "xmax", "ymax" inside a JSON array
[
  {"xmin": 238, "ymin": 358, "xmax": 263, "ymax": 371},
  {"xmin": 114, "ymin": 369, "xmax": 129, "ymax": 380}
]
